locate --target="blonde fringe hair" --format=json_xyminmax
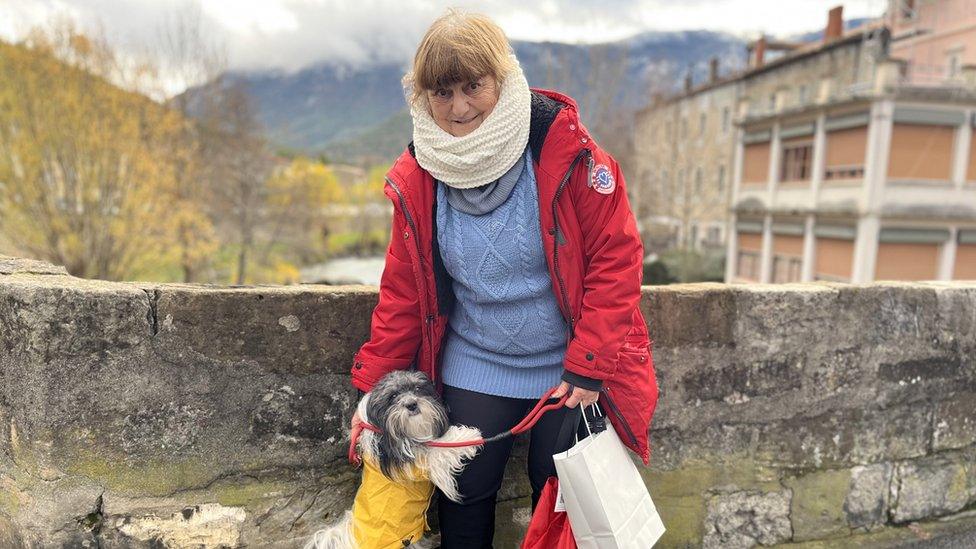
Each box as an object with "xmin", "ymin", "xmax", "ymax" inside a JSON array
[{"xmin": 404, "ymin": 9, "xmax": 517, "ymax": 106}]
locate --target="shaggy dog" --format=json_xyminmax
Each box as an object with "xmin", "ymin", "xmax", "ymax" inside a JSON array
[{"xmin": 305, "ymin": 371, "xmax": 481, "ymax": 549}]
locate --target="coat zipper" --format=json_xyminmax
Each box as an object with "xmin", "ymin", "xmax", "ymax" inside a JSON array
[
  {"xmin": 551, "ymin": 148, "xmax": 640, "ymax": 451},
  {"xmin": 551, "ymin": 148, "xmax": 590, "ymax": 340},
  {"xmin": 385, "ymin": 176, "xmax": 436, "ymax": 384},
  {"xmin": 602, "ymin": 387, "xmax": 640, "ymax": 446}
]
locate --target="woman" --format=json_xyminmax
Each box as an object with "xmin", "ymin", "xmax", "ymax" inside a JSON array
[{"xmin": 349, "ymin": 10, "xmax": 658, "ymax": 547}]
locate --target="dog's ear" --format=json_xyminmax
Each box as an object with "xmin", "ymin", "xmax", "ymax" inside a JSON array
[{"xmin": 376, "ymin": 429, "xmax": 416, "ymax": 481}]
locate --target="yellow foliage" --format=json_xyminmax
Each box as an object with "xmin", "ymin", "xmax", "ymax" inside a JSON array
[
  {"xmin": 0, "ymin": 26, "xmax": 206, "ymax": 281},
  {"xmin": 266, "ymin": 156, "xmax": 343, "ymax": 209}
]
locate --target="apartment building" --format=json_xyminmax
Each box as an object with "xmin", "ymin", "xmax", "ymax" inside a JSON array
[
  {"xmin": 634, "ymin": 2, "xmax": 976, "ymax": 282},
  {"xmin": 727, "ymin": 2, "xmax": 976, "ymax": 283}
]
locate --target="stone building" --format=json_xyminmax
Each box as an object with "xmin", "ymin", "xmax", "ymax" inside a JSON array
[
  {"xmin": 727, "ymin": 2, "xmax": 976, "ymax": 283},
  {"xmin": 635, "ymin": 2, "xmax": 976, "ymax": 281},
  {"xmin": 633, "ymin": 61, "xmax": 739, "ymax": 253}
]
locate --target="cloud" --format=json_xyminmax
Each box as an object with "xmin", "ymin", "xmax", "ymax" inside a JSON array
[{"xmin": 0, "ymin": 0, "xmax": 883, "ymax": 77}]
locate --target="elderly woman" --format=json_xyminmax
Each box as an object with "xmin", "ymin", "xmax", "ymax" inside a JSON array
[{"xmin": 349, "ymin": 10, "xmax": 657, "ymax": 547}]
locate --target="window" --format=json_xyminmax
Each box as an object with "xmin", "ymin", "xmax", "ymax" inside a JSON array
[
  {"xmin": 824, "ymin": 126, "xmax": 867, "ymax": 181},
  {"xmin": 772, "ymin": 255, "xmax": 803, "ymax": 283},
  {"xmin": 743, "ymin": 142, "xmax": 771, "ymax": 184},
  {"xmin": 665, "ymin": 121, "xmax": 672, "ymax": 140},
  {"xmin": 695, "ymin": 168, "xmax": 703, "ymax": 193},
  {"xmin": 699, "ymin": 113, "xmax": 707, "ymax": 136},
  {"xmin": 707, "ymin": 226, "xmax": 721, "ymax": 245},
  {"xmin": 717, "ymin": 165, "xmax": 726, "ymax": 193},
  {"xmin": 947, "ymin": 48, "xmax": 963, "ymax": 79},
  {"xmin": 798, "ymin": 85, "xmax": 808, "ymax": 105},
  {"xmin": 768, "ymin": 93, "xmax": 776, "ymax": 111},
  {"xmin": 722, "ymin": 107, "xmax": 730, "ymax": 133},
  {"xmin": 900, "ymin": 0, "xmax": 916, "ymax": 20},
  {"xmin": 781, "ymin": 141, "xmax": 813, "ymax": 182},
  {"xmin": 681, "ymin": 118, "xmax": 688, "ymax": 138},
  {"xmin": 737, "ymin": 251, "xmax": 760, "ymax": 280}
]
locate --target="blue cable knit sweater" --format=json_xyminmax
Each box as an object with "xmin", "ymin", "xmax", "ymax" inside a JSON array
[{"xmin": 435, "ymin": 148, "xmax": 568, "ymax": 398}]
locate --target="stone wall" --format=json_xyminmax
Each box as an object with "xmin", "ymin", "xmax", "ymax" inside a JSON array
[{"xmin": 1, "ymin": 256, "xmax": 974, "ymax": 548}]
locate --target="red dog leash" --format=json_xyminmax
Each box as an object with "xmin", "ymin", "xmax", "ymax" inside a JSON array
[{"xmin": 348, "ymin": 387, "xmax": 569, "ymax": 466}]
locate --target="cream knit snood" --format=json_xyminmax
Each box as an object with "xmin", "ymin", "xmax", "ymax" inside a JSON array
[{"xmin": 410, "ymin": 56, "xmax": 531, "ymax": 189}]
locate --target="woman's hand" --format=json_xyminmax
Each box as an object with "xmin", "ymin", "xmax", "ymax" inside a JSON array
[{"xmin": 552, "ymin": 381, "xmax": 600, "ymax": 408}]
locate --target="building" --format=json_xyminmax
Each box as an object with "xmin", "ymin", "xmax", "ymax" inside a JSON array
[
  {"xmin": 727, "ymin": 2, "xmax": 976, "ymax": 283},
  {"xmin": 634, "ymin": 2, "xmax": 976, "ymax": 282},
  {"xmin": 633, "ymin": 61, "xmax": 739, "ymax": 253}
]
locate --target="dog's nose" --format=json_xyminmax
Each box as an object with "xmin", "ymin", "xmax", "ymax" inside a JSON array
[{"xmin": 404, "ymin": 400, "xmax": 419, "ymax": 413}]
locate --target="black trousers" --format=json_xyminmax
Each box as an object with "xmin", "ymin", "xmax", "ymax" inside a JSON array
[{"xmin": 437, "ymin": 384, "xmax": 577, "ymax": 549}]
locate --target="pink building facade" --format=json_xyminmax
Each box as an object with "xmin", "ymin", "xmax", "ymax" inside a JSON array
[{"xmin": 887, "ymin": 0, "xmax": 976, "ymax": 85}]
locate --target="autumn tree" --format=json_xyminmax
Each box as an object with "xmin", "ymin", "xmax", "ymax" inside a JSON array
[
  {"xmin": 262, "ymin": 156, "xmax": 343, "ymax": 267},
  {"xmin": 0, "ymin": 24, "xmax": 187, "ymax": 280}
]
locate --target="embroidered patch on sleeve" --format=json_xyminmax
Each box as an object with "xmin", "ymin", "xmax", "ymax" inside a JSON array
[{"xmin": 590, "ymin": 163, "xmax": 615, "ymax": 195}]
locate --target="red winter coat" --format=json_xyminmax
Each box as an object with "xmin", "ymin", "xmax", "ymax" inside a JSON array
[{"xmin": 350, "ymin": 88, "xmax": 659, "ymax": 463}]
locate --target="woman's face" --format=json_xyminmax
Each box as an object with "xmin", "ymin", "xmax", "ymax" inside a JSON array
[{"xmin": 427, "ymin": 75, "xmax": 499, "ymax": 137}]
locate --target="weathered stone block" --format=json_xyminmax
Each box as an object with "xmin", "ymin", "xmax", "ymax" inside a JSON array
[
  {"xmin": 933, "ymin": 393, "xmax": 976, "ymax": 450},
  {"xmin": 785, "ymin": 468, "xmax": 852, "ymax": 541},
  {"xmin": 890, "ymin": 448, "xmax": 976, "ymax": 523},
  {"xmin": 844, "ymin": 463, "xmax": 892, "ymax": 531},
  {"xmin": 683, "ymin": 356, "xmax": 803, "ymax": 403},
  {"xmin": 732, "ymin": 285, "xmax": 844, "ymax": 356},
  {"xmin": 702, "ymin": 489, "xmax": 792, "ymax": 549},
  {"xmin": 151, "ymin": 285, "xmax": 377, "ymax": 376},
  {"xmin": 755, "ymin": 405, "xmax": 931, "ymax": 469},
  {"xmin": 645, "ymin": 283, "xmax": 735, "ymax": 348},
  {"xmin": 104, "ymin": 503, "xmax": 246, "ymax": 548},
  {"xmin": 0, "ymin": 255, "xmax": 68, "ymax": 276},
  {"xmin": 644, "ymin": 460, "xmax": 783, "ymax": 547},
  {"xmin": 834, "ymin": 284, "xmax": 942, "ymax": 346}
]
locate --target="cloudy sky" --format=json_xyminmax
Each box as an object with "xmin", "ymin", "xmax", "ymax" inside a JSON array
[{"xmin": 1, "ymin": 0, "xmax": 882, "ymax": 85}]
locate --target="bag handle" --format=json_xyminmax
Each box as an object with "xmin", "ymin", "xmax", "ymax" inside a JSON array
[
  {"xmin": 554, "ymin": 400, "xmax": 583, "ymax": 454},
  {"xmin": 554, "ymin": 395, "xmax": 610, "ymax": 452}
]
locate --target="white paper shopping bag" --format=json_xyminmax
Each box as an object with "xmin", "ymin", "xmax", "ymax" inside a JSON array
[{"xmin": 553, "ymin": 409, "xmax": 665, "ymax": 549}]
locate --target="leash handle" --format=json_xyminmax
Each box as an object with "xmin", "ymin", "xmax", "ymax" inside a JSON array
[
  {"xmin": 510, "ymin": 389, "xmax": 570, "ymax": 435},
  {"xmin": 511, "ymin": 386, "xmax": 558, "ymax": 433}
]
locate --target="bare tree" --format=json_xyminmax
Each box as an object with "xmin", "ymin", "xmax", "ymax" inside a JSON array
[
  {"xmin": 151, "ymin": 4, "xmax": 227, "ymax": 282},
  {"xmin": 538, "ymin": 43, "xmax": 640, "ymax": 185},
  {"xmin": 199, "ymin": 81, "xmax": 273, "ymax": 285}
]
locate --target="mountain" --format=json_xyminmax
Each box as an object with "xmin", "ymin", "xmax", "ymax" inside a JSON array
[{"xmin": 185, "ymin": 30, "xmax": 748, "ymax": 162}]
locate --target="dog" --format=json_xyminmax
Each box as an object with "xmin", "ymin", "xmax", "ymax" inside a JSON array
[{"xmin": 305, "ymin": 371, "xmax": 482, "ymax": 549}]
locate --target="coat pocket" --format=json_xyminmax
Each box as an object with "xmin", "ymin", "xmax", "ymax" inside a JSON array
[{"xmin": 602, "ymin": 342, "xmax": 658, "ymax": 463}]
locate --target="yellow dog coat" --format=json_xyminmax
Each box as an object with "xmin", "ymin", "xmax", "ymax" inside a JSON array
[{"xmin": 351, "ymin": 457, "xmax": 434, "ymax": 548}]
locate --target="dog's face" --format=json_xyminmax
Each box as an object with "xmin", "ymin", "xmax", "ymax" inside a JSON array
[{"xmin": 365, "ymin": 371, "xmax": 449, "ymax": 478}]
